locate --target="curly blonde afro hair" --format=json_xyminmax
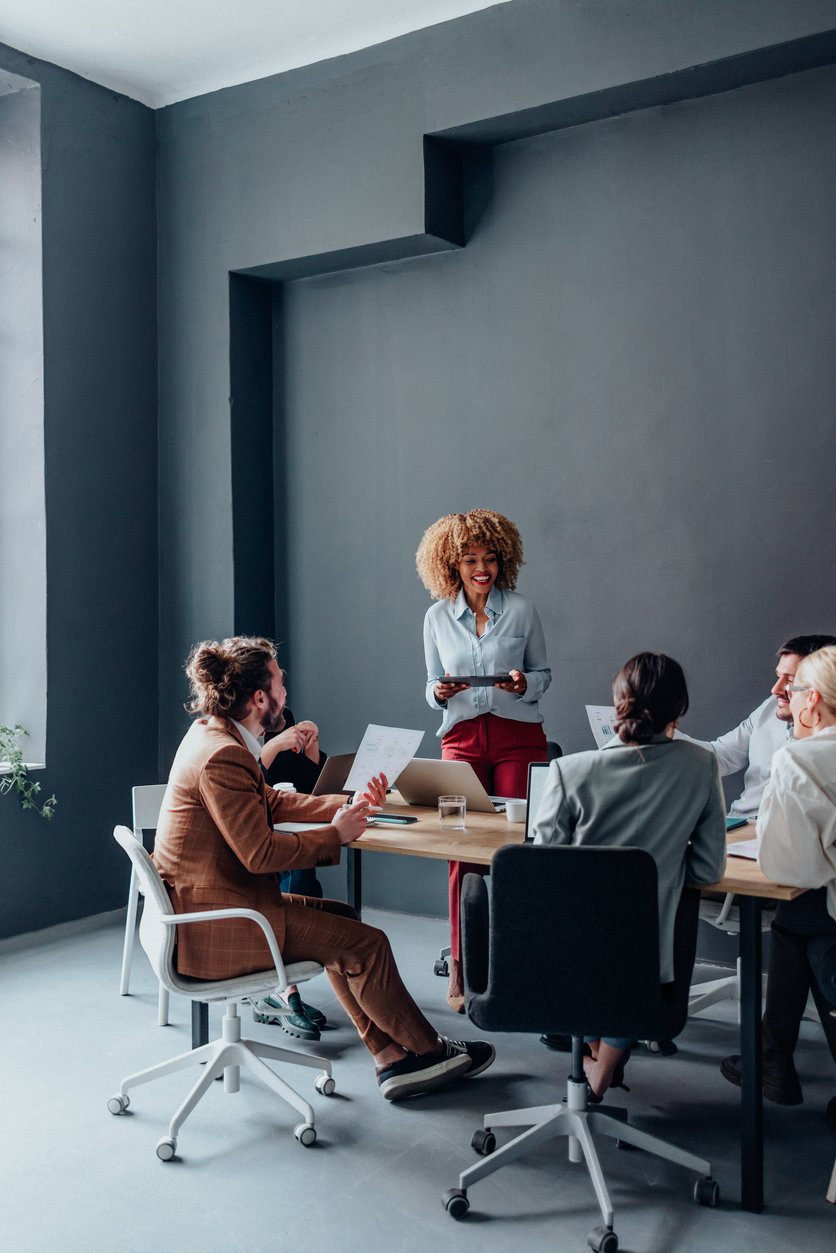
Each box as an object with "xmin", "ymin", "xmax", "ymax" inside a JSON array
[{"xmin": 415, "ymin": 509, "xmax": 524, "ymax": 600}]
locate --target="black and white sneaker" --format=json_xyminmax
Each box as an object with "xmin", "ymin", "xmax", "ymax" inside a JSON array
[
  {"xmin": 440, "ymin": 1036, "xmax": 496, "ymax": 1078},
  {"xmin": 377, "ymin": 1037, "xmax": 496, "ymax": 1101},
  {"xmin": 378, "ymin": 1040, "xmax": 472, "ymax": 1101}
]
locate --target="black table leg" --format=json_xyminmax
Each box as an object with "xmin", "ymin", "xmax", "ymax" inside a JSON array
[
  {"xmin": 191, "ymin": 1000, "xmax": 208, "ymax": 1049},
  {"xmin": 347, "ymin": 846, "xmax": 363, "ymax": 918},
  {"xmin": 739, "ymin": 895, "xmax": 764, "ymax": 1213}
]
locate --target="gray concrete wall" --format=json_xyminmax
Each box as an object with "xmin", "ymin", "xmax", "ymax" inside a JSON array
[
  {"xmin": 157, "ymin": 1, "xmax": 836, "ymax": 915},
  {"xmin": 283, "ymin": 65, "xmax": 836, "ymax": 913},
  {"xmin": 3, "ymin": 0, "xmax": 836, "ymax": 936},
  {"xmin": 0, "ymin": 44, "xmax": 158, "ymax": 937}
]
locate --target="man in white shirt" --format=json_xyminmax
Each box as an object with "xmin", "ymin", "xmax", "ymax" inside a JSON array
[
  {"xmin": 710, "ymin": 634, "xmax": 836, "ymax": 1119},
  {"xmin": 542, "ymin": 635, "xmax": 836, "ymax": 1060},
  {"xmin": 682, "ymin": 634, "xmax": 836, "ymax": 815}
]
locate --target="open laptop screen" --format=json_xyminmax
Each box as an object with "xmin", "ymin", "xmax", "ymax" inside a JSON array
[
  {"xmin": 310, "ymin": 753, "xmax": 355, "ymax": 796},
  {"xmin": 524, "ymin": 760, "xmax": 552, "ymax": 842},
  {"xmin": 396, "ymin": 757, "xmax": 499, "ymax": 812}
]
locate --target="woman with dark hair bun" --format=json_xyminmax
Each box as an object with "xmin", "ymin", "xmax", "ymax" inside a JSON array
[{"xmin": 532, "ymin": 652, "xmax": 726, "ymax": 1100}]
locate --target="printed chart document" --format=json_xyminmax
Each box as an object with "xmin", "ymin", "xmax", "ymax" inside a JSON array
[
  {"xmin": 586, "ymin": 705, "xmax": 617, "ymax": 749},
  {"xmin": 344, "ymin": 724, "xmax": 424, "ymax": 792},
  {"xmin": 727, "ymin": 837, "xmax": 760, "ymax": 860}
]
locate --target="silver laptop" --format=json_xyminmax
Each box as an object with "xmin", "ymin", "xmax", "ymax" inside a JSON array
[
  {"xmin": 311, "ymin": 753, "xmax": 355, "ymax": 796},
  {"xmin": 524, "ymin": 760, "xmax": 552, "ymax": 842},
  {"xmin": 395, "ymin": 758, "xmax": 499, "ymax": 812}
]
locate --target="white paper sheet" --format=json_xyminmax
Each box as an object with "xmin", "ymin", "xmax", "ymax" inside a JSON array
[
  {"xmin": 727, "ymin": 837, "xmax": 760, "ymax": 860},
  {"xmin": 586, "ymin": 704, "xmax": 618, "ymax": 748},
  {"xmin": 273, "ymin": 822, "xmax": 328, "ymax": 833},
  {"xmin": 344, "ymin": 723, "xmax": 424, "ymax": 792}
]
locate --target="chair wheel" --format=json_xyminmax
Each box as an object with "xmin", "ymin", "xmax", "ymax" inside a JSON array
[
  {"xmin": 443, "ymin": 1188, "xmax": 469, "ymax": 1219},
  {"xmin": 588, "ymin": 1226, "xmax": 618, "ymax": 1252},
  {"xmin": 694, "ymin": 1177, "xmax": 720, "ymax": 1207},
  {"xmin": 107, "ymin": 1094, "xmax": 129, "ymax": 1115},
  {"xmin": 434, "ymin": 959, "xmax": 449, "ymax": 977},
  {"xmin": 471, "ymin": 1128, "xmax": 496, "ymax": 1156},
  {"xmin": 315, "ymin": 1073, "xmax": 336, "ymax": 1096},
  {"xmin": 156, "ymin": 1137, "xmax": 177, "ymax": 1162},
  {"xmin": 294, "ymin": 1122, "xmax": 317, "ymax": 1147}
]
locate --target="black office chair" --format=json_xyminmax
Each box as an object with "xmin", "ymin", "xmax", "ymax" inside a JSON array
[
  {"xmin": 443, "ymin": 845, "xmax": 718, "ymax": 1252},
  {"xmin": 433, "ymin": 741, "xmax": 562, "ymax": 979}
]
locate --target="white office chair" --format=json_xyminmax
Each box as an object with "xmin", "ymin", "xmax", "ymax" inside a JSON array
[
  {"xmin": 119, "ymin": 784, "xmax": 170, "ymax": 1024},
  {"xmin": 686, "ymin": 894, "xmax": 762, "ymax": 1018},
  {"xmin": 642, "ymin": 894, "xmax": 815, "ymax": 1054},
  {"xmin": 688, "ymin": 894, "xmax": 816, "ymax": 1024},
  {"xmin": 108, "ymin": 824, "xmax": 335, "ymax": 1161}
]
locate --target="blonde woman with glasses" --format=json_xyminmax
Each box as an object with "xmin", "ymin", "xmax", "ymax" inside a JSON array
[{"xmin": 721, "ymin": 645, "xmax": 836, "ymax": 1123}]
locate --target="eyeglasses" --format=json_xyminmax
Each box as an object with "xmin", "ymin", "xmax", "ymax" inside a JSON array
[{"xmin": 786, "ymin": 684, "xmax": 811, "ymax": 694}]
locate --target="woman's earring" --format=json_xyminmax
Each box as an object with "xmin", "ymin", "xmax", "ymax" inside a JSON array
[{"xmin": 798, "ymin": 709, "xmax": 814, "ymax": 730}]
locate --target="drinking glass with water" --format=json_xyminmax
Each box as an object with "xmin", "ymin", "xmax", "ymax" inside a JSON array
[{"xmin": 438, "ymin": 794, "xmax": 466, "ymax": 829}]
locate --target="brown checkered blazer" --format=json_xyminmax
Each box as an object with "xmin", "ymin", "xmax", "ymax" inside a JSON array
[{"xmin": 153, "ymin": 716, "xmax": 344, "ymax": 978}]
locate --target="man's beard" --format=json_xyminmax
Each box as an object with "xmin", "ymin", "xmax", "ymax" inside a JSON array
[{"xmin": 261, "ymin": 700, "xmax": 285, "ymax": 735}]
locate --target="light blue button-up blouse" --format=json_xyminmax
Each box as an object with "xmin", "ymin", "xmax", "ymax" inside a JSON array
[{"xmin": 423, "ymin": 587, "xmax": 552, "ymax": 737}]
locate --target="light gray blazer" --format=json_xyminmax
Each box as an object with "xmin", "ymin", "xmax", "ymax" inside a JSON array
[{"xmin": 532, "ymin": 736, "xmax": 726, "ymax": 981}]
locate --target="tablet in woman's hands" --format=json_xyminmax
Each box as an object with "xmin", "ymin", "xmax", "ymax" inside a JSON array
[{"xmin": 439, "ymin": 674, "xmax": 512, "ymax": 686}]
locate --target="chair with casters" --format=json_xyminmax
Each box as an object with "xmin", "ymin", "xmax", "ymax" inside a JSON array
[
  {"xmin": 432, "ymin": 740, "xmax": 563, "ymax": 979},
  {"xmin": 108, "ymin": 824, "xmax": 335, "ymax": 1162},
  {"xmin": 442, "ymin": 844, "xmax": 718, "ymax": 1252},
  {"xmin": 119, "ymin": 784, "xmax": 170, "ymax": 1024}
]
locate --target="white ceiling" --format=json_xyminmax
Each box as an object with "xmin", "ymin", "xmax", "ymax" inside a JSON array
[{"xmin": 0, "ymin": 0, "xmax": 512, "ymax": 108}]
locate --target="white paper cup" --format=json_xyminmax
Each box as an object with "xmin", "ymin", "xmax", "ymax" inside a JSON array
[
  {"xmin": 272, "ymin": 782, "xmax": 296, "ymax": 792},
  {"xmin": 505, "ymin": 800, "xmax": 527, "ymax": 823}
]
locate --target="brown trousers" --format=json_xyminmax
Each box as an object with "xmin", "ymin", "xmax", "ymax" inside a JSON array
[{"xmin": 279, "ymin": 894, "xmax": 439, "ymax": 1057}]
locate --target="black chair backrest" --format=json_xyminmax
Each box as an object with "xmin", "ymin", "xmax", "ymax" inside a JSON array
[{"xmin": 462, "ymin": 844, "xmax": 699, "ymax": 1043}]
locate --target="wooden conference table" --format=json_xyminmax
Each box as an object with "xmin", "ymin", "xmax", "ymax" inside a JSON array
[{"xmin": 346, "ymin": 801, "xmax": 805, "ymax": 1215}]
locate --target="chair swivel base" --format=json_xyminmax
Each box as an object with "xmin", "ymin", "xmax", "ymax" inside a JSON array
[
  {"xmin": 443, "ymin": 1076, "xmax": 718, "ymax": 1249},
  {"xmin": 107, "ymin": 1004, "xmax": 334, "ymax": 1160}
]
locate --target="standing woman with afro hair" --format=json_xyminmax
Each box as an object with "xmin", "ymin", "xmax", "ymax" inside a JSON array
[{"xmin": 416, "ymin": 509, "xmax": 552, "ymax": 1010}]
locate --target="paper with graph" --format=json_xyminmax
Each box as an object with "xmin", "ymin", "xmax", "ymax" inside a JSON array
[{"xmin": 344, "ymin": 724, "xmax": 424, "ymax": 792}]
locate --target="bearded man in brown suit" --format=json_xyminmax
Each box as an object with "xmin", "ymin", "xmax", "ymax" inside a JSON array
[{"xmin": 154, "ymin": 635, "xmax": 495, "ymax": 1101}]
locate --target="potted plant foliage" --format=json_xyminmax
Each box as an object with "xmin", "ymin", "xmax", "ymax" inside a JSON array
[{"xmin": 0, "ymin": 724, "xmax": 57, "ymax": 819}]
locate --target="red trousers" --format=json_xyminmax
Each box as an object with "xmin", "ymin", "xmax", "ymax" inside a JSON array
[{"xmin": 442, "ymin": 714, "xmax": 548, "ymax": 961}]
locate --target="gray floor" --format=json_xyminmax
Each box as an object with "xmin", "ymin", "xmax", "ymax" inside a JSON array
[{"xmin": 2, "ymin": 910, "xmax": 834, "ymax": 1253}]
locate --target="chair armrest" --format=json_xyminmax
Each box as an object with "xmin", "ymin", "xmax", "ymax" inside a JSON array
[{"xmin": 159, "ymin": 908, "xmax": 288, "ymax": 989}]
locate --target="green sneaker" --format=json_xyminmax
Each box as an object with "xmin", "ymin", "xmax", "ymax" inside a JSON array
[
  {"xmin": 252, "ymin": 993, "xmax": 320, "ymax": 1041},
  {"xmin": 291, "ymin": 992, "xmax": 326, "ymax": 1029}
]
